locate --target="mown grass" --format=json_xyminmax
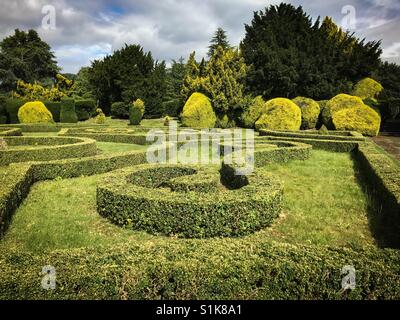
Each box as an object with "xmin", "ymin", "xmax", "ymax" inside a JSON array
[{"xmin": 0, "ymin": 150, "xmax": 376, "ymax": 255}]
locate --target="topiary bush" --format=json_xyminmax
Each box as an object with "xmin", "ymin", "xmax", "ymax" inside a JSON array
[
  {"xmin": 332, "ymin": 103, "xmax": 381, "ymax": 136},
  {"xmin": 4, "ymin": 98, "xmax": 26, "ymax": 123},
  {"xmin": 75, "ymin": 99, "xmax": 96, "ymax": 121},
  {"xmin": 94, "ymin": 108, "xmax": 106, "ymax": 124},
  {"xmin": 292, "ymin": 96, "xmax": 320, "ymax": 129},
  {"xmin": 254, "ymin": 98, "xmax": 301, "ymax": 131},
  {"xmin": 240, "ymin": 95, "xmax": 264, "ymax": 128},
  {"xmin": 164, "ymin": 115, "xmax": 171, "ymax": 126},
  {"xmin": 129, "ymin": 99, "xmax": 145, "ymax": 125},
  {"xmin": 322, "ymin": 94, "xmax": 365, "ymax": 128},
  {"xmin": 17, "ymin": 101, "xmax": 53, "ymax": 124},
  {"xmin": 60, "ymin": 98, "xmax": 78, "ymax": 123},
  {"xmin": 181, "ymin": 92, "xmax": 217, "ymax": 128},
  {"xmin": 352, "ymin": 77, "xmax": 383, "ymax": 100},
  {"xmin": 42, "ymin": 101, "xmax": 61, "ymax": 122},
  {"xmin": 111, "ymin": 102, "xmax": 129, "ymax": 119}
]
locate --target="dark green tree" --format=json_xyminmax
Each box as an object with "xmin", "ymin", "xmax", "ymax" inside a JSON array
[
  {"xmin": 208, "ymin": 28, "xmax": 231, "ymax": 57},
  {"xmin": 241, "ymin": 3, "xmax": 382, "ymax": 100},
  {"xmin": 88, "ymin": 44, "xmax": 165, "ymax": 116},
  {"xmin": 145, "ymin": 60, "xmax": 167, "ymax": 118},
  {"xmin": 0, "ymin": 29, "xmax": 59, "ymax": 88},
  {"xmin": 164, "ymin": 57, "xmax": 186, "ymax": 116}
]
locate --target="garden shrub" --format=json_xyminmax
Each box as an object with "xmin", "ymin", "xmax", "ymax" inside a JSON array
[
  {"xmin": 60, "ymin": 98, "xmax": 78, "ymax": 123},
  {"xmin": 352, "ymin": 77, "xmax": 383, "ymax": 100},
  {"xmin": 97, "ymin": 164, "xmax": 283, "ymax": 238},
  {"xmin": 111, "ymin": 102, "xmax": 129, "ymax": 119},
  {"xmin": 240, "ymin": 95, "xmax": 264, "ymax": 128},
  {"xmin": 322, "ymin": 93, "xmax": 365, "ymax": 128},
  {"xmin": 43, "ymin": 101, "xmax": 61, "ymax": 122},
  {"xmin": 181, "ymin": 92, "xmax": 217, "ymax": 128},
  {"xmin": 75, "ymin": 99, "xmax": 96, "ymax": 121},
  {"xmin": 0, "ymin": 96, "xmax": 7, "ymax": 124},
  {"xmin": 17, "ymin": 101, "xmax": 53, "ymax": 124},
  {"xmin": 254, "ymin": 98, "xmax": 301, "ymax": 131},
  {"xmin": 164, "ymin": 115, "xmax": 171, "ymax": 126},
  {"xmin": 129, "ymin": 99, "xmax": 145, "ymax": 125},
  {"xmin": 318, "ymin": 124, "xmax": 329, "ymax": 135},
  {"xmin": 94, "ymin": 108, "xmax": 106, "ymax": 124},
  {"xmin": 4, "ymin": 98, "xmax": 26, "ymax": 123},
  {"xmin": 332, "ymin": 103, "xmax": 381, "ymax": 136},
  {"xmin": 292, "ymin": 96, "xmax": 320, "ymax": 129},
  {"xmin": 0, "ymin": 136, "xmax": 97, "ymax": 166},
  {"xmin": 216, "ymin": 113, "xmax": 235, "ymax": 128}
]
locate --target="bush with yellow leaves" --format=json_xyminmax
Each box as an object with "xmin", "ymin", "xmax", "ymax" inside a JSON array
[
  {"xmin": 181, "ymin": 92, "xmax": 216, "ymax": 128},
  {"xmin": 17, "ymin": 101, "xmax": 54, "ymax": 124}
]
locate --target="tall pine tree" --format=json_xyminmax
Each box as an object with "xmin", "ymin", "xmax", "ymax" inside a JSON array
[{"xmin": 208, "ymin": 28, "xmax": 231, "ymax": 57}]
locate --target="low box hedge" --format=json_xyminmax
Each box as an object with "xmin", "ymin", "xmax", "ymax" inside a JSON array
[
  {"xmin": 259, "ymin": 129, "xmax": 365, "ymax": 142},
  {"xmin": 0, "ymin": 127, "xmax": 22, "ymax": 136},
  {"xmin": 0, "ymin": 136, "xmax": 98, "ymax": 166},
  {"xmin": 97, "ymin": 164, "xmax": 283, "ymax": 238}
]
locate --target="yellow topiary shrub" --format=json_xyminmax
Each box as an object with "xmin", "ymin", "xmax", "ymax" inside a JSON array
[
  {"xmin": 322, "ymin": 94, "xmax": 365, "ymax": 128},
  {"xmin": 292, "ymin": 96, "xmax": 320, "ymax": 129},
  {"xmin": 17, "ymin": 101, "xmax": 54, "ymax": 124},
  {"xmin": 332, "ymin": 103, "xmax": 381, "ymax": 136},
  {"xmin": 254, "ymin": 98, "xmax": 301, "ymax": 131},
  {"xmin": 352, "ymin": 77, "xmax": 383, "ymax": 100},
  {"xmin": 181, "ymin": 92, "xmax": 217, "ymax": 128}
]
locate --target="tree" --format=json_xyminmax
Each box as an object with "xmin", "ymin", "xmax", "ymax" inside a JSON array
[
  {"xmin": 164, "ymin": 57, "xmax": 186, "ymax": 116},
  {"xmin": 241, "ymin": 3, "xmax": 382, "ymax": 100},
  {"xmin": 0, "ymin": 29, "xmax": 59, "ymax": 88},
  {"xmin": 208, "ymin": 28, "xmax": 231, "ymax": 57},
  {"xmin": 73, "ymin": 67, "xmax": 95, "ymax": 99},
  {"xmin": 88, "ymin": 44, "xmax": 166, "ymax": 116},
  {"xmin": 181, "ymin": 52, "xmax": 203, "ymax": 102}
]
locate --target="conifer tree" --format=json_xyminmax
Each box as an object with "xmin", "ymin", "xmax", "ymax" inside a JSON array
[{"xmin": 208, "ymin": 28, "xmax": 231, "ymax": 57}]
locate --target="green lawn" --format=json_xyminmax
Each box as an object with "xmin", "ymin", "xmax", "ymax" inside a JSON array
[{"xmin": 0, "ymin": 150, "xmax": 376, "ymax": 255}]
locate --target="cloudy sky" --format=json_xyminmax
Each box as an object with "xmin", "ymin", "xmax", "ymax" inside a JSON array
[{"xmin": 1, "ymin": 0, "xmax": 399, "ymax": 73}]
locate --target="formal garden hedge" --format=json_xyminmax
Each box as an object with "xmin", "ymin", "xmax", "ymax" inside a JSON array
[
  {"xmin": 97, "ymin": 163, "xmax": 283, "ymax": 238},
  {"xmin": 0, "ymin": 127, "xmax": 22, "ymax": 136},
  {"xmin": 0, "ymin": 130, "xmax": 400, "ymax": 298},
  {"xmin": 0, "ymin": 136, "xmax": 97, "ymax": 166}
]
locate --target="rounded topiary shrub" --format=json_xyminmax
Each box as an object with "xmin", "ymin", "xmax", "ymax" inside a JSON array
[
  {"xmin": 332, "ymin": 104, "xmax": 381, "ymax": 136},
  {"xmin": 129, "ymin": 99, "xmax": 145, "ymax": 125},
  {"xmin": 17, "ymin": 101, "xmax": 53, "ymax": 124},
  {"xmin": 181, "ymin": 92, "xmax": 216, "ymax": 128},
  {"xmin": 292, "ymin": 97, "xmax": 320, "ymax": 130},
  {"xmin": 352, "ymin": 77, "xmax": 383, "ymax": 100},
  {"xmin": 240, "ymin": 95, "xmax": 265, "ymax": 128},
  {"xmin": 254, "ymin": 98, "xmax": 301, "ymax": 131},
  {"xmin": 111, "ymin": 102, "xmax": 129, "ymax": 119},
  {"xmin": 60, "ymin": 98, "xmax": 78, "ymax": 123},
  {"xmin": 94, "ymin": 108, "xmax": 106, "ymax": 124},
  {"xmin": 322, "ymin": 94, "xmax": 365, "ymax": 128}
]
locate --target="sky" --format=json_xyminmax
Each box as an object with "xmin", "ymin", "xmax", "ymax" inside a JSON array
[{"xmin": 0, "ymin": 0, "xmax": 399, "ymax": 73}]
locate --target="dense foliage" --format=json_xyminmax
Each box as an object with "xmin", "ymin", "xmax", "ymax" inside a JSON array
[
  {"xmin": 17, "ymin": 101, "xmax": 53, "ymax": 124},
  {"xmin": 208, "ymin": 28, "xmax": 231, "ymax": 57},
  {"xmin": 181, "ymin": 92, "xmax": 216, "ymax": 128},
  {"xmin": 241, "ymin": 3, "xmax": 382, "ymax": 100},
  {"xmin": 88, "ymin": 44, "xmax": 166, "ymax": 116}
]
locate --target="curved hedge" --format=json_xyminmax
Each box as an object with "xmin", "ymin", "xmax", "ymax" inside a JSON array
[
  {"xmin": 292, "ymin": 97, "xmax": 320, "ymax": 130},
  {"xmin": 0, "ymin": 127, "xmax": 22, "ymax": 137},
  {"xmin": 97, "ymin": 164, "xmax": 283, "ymax": 238},
  {"xmin": 255, "ymin": 98, "xmax": 301, "ymax": 131},
  {"xmin": 0, "ymin": 136, "xmax": 97, "ymax": 166},
  {"xmin": 332, "ymin": 103, "xmax": 381, "ymax": 137},
  {"xmin": 181, "ymin": 93, "xmax": 217, "ymax": 128}
]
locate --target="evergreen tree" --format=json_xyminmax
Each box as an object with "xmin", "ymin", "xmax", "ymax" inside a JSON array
[
  {"xmin": 0, "ymin": 29, "xmax": 59, "ymax": 91},
  {"xmin": 164, "ymin": 57, "xmax": 186, "ymax": 116},
  {"xmin": 181, "ymin": 51, "xmax": 203, "ymax": 102},
  {"xmin": 145, "ymin": 60, "xmax": 167, "ymax": 118},
  {"xmin": 208, "ymin": 28, "xmax": 231, "ymax": 57},
  {"xmin": 241, "ymin": 3, "xmax": 382, "ymax": 100}
]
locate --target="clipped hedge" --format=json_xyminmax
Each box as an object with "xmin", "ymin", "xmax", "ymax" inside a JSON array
[
  {"xmin": 4, "ymin": 98, "xmax": 26, "ymax": 123},
  {"xmin": 0, "ymin": 96, "xmax": 7, "ymax": 124},
  {"xmin": 17, "ymin": 101, "xmax": 54, "ymax": 124},
  {"xmin": 255, "ymin": 98, "xmax": 301, "ymax": 131},
  {"xmin": 292, "ymin": 97, "xmax": 320, "ymax": 130},
  {"xmin": 181, "ymin": 93, "xmax": 216, "ymax": 128},
  {"xmin": 332, "ymin": 104, "xmax": 381, "ymax": 137},
  {"xmin": 60, "ymin": 98, "xmax": 78, "ymax": 123},
  {"xmin": 0, "ymin": 136, "xmax": 97, "ymax": 166},
  {"xmin": 258, "ymin": 129, "xmax": 365, "ymax": 142},
  {"xmin": 0, "ymin": 238, "xmax": 399, "ymax": 299},
  {"xmin": 75, "ymin": 99, "xmax": 96, "ymax": 121},
  {"xmin": 0, "ymin": 127, "xmax": 22, "ymax": 136},
  {"xmin": 42, "ymin": 101, "xmax": 61, "ymax": 122},
  {"xmin": 97, "ymin": 164, "xmax": 283, "ymax": 238},
  {"xmin": 111, "ymin": 102, "xmax": 129, "ymax": 119}
]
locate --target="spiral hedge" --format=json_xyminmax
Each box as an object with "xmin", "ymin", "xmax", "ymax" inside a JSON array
[
  {"xmin": 97, "ymin": 163, "xmax": 283, "ymax": 238},
  {"xmin": 0, "ymin": 136, "xmax": 97, "ymax": 166}
]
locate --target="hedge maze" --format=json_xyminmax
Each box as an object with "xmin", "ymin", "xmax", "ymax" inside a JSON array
[{"xmin": 0, "ymin": 123, "xmax": 400, "ymax": 299}]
